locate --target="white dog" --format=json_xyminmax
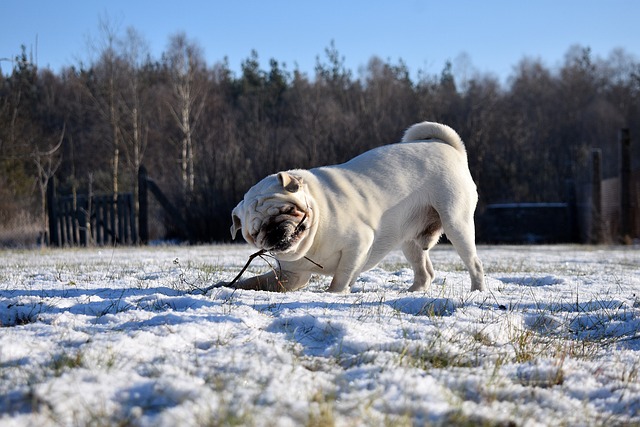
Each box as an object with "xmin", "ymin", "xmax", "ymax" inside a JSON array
[{"xmin": 229, "ymin": 121, "xmax": 485, "ymax": 293}]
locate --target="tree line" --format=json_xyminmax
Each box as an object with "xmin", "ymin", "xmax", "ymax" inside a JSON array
[{"xmin": 1, "ymin": 27, "xmax": 639, "ymax": 244}]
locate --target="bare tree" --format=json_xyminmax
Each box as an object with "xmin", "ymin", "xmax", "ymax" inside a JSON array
[
  {"xmin": 165, "ymin": 32, "xmax": 207, "ymax": 197},
  {"xmin": 84, "ymin": 15, "xmax": 126, "ymax": 195},
  {"xmin": 32, "ymin": 124, "xmax": 64, "ymax": 238},
  {"xmin": 119, "ymin": 27, "xmax": 152, "ymax": 220}
]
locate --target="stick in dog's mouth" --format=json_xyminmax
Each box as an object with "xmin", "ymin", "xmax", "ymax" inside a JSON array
[
  {"xmin": 291, "ymin": 211, "xmax": 308, "ymax": 237},
  {"xmin": 236, "ymin": 211, "xmax": 321, "ymax": 285},
  {"xmin": 200, "ymin": 199, "xmax": 323, "ymax": 294},
  {"xmin": 209, "ymin": 210, "xmax": 320, "ymax": 289}
]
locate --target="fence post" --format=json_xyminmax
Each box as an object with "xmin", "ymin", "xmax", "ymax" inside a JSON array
[
  {"xmin": 590, "ymin": 149, "xmax": 603, "ymax": 244},
  {"xmin": 99, "ymin": 196, "xmax": 107, "ymax": 245},
  {"xmin": 127, "ymin": 193, "xmax": 137, "ymax": 244},
  {"xmin": 47, "ymin": 176, "xmax": 59, "ymax": 246},
  {"xmin": 110, "ymin": 195, "xmax": 117, "ymax": 244},
  {"xmin": 78, "ymin": 195, "xmax": 87, "ymax": 246},
  {"xmin": 117, "ymin": 196, "xmax": 125, "ymax": 243},
  {"xmin": 620, "ymin": 128, "xmax": 631, "ymax": 243},
  {"xmin": 138, "ymin": 166, "xmax": 149, "ymax": 244}
]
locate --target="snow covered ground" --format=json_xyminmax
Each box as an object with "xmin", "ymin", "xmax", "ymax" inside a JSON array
[{"xmin": 1, "ymin": 244, "xmax": 639, "ymax": 426}]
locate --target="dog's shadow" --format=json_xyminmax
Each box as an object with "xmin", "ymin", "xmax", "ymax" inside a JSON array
[
  {"xmin": 387, "ymin": 296, "xmax": 460, "ymax": 317},
  {"xmin": 265, "ymin": 313, "xmax": 347, "ymax": 357},
  {"xmin": 258, "ymin": 296, "xmax": 459, "ymax": 359}
]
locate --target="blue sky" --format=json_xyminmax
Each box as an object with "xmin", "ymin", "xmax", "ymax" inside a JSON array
[{"xmin": 1, "ymin": 0, "xmax": 638, "ymax": 84}]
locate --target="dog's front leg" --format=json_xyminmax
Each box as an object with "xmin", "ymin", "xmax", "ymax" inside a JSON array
[
  {"xmin": 326, "ymin": 236, "xmax": 373, "ymax": 293},
  {"xmin": 232, "ymin": 270, "xmax": 311, "ymax": 292}
]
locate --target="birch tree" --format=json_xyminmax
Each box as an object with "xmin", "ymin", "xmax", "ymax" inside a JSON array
[
  {"xmin": 84, "ymin": 15, "xmax": 125, "ymax": 195},
  {"xmin": 165, "ymin": 32, "xmax": 207, "ymax": 197},
  {"xmin": 119, "ymin": 27, "xmax": 152, "ymax": 218}
]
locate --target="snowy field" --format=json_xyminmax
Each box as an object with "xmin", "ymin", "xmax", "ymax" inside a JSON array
[{"xmin": 1, "ymin": 244, "xmax": 639, "ymax": 426}]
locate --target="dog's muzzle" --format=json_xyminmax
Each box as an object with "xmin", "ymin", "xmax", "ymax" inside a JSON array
[{"xmin": 252, "ymin": 205, "xmax": 309, "ymax": 253}]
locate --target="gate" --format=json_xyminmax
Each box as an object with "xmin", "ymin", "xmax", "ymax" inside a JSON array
[
  {"xmin": 46, "ymin": 166, "xmax": 190, "ymax": 246},
  {"xmin": 47, "ymin": 180, "xmax": 137, "ymax": 247}
]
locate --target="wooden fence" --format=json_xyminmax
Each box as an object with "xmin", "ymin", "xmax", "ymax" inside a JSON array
[
  {"xmin": 477, "ymin": 128, "xmax": 637, "ymax": 244},
  {"xmin": 47, "ymin": 181, "xmax": 137, "ymax": 246},
  {"xmin": 579, "ymin": 170, "xmax": 640, "ymax": 243},
  {"xmin": 47, "ymin": 166, "xmax": 189, "ymax": 247},
  {"xmin": 577, "ymin": 129, "xmax": 639, "ymax": 243}
]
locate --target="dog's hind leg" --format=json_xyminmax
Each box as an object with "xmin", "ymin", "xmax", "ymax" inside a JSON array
[
  {"xmin": 403, "ymin": 240, "xmax": 436, "ymax": 292},
  {"xmin": 442, "ymin": 216, "xmax": 485, "ymax": 292},
  {"xmin": 404, "ymin": 207, "xmax": 443, "ymax": 292}
]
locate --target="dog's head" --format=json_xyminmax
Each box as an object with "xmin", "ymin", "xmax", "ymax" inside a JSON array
[{"xmin": 231, "ymin": 171, "xmax": 317, "ymax": 259}]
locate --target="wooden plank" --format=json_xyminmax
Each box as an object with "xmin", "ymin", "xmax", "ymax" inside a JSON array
[
  {"xmin": 620, "ymin": 128, "xmax": 631, "ymax": 241},
  {"xmin": 67, "ymin": 199, "xmax": 74, "ymax": 246},
  {"xmin": 110, "ymin": 196, "xmax": 116, "ymax": 244},
  {"xmin": 103, "ymin": 196, "xmax": 110, "ymax": 245},
  {"xmin": 124, "ymin": 194, "xmax": 134, "ymax": 244},
  {"xmin": 117, "ymin": 196, "xmax": 125, "ymax": 243},
  {"xmin": 77, "ymin": 195, "xmax": 87, "ymax": 246},
  {"xmin": 100, "ymin": 196, "xmax": 108, "ymax": 245},
  {"xmin": 71, "ymin": 197, "xmax": 79, "ymax": 245},
  {"xmin": 590, "ymin": 149, "xmax": 603, "ymax": 243},
  {"xmin": 62, "ymin": 199, "xmax": 70, "ymax": 246},
  {"xmin": 47, "ymin": 178, "xmax": 59, "ymax": 246},
  {"xmin": 138, "ymin": 166, "xmax": 149, "ymax": 244},
  {"xmin": 129, "ymin": 192, "xmax": 138, "ymax": 245}
]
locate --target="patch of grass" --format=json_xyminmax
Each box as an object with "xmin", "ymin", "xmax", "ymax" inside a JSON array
[
  {"xmin": 196, "ymin": 407, "xmax": 253, "ymax": 427},
  {"xmin": 2, "ymin": 311, "xmax": 38, "ymax": 327},
  {"xmin": 169, "ymin": 258, "xmax": 226, "ymax": 293},
  {"xmin": 621, "ymin": 358, "xmax": 640, "ymax": 385},
  {"xmin": 1, "ymin": 302, "xmax": 45, "ymax": 327},
  {"xmin": 441, "ymin": 409, "xmax": 517, "ymax": 427},
  {"xmin": 198, "ymin": 373, "xmax": 255, "ymax": 426},
  {"xmin": 50, "ymin": 350, "xmax": 84, "ymax": 376},
  {"xmin": 307, "ymin": 389, "xmax": 336, "ymax": 427},
  {"xmin": 95, "ymin": 289, "xmax": 132, "ymax": 316},
  {"xmin": 397, "ymin": 334, "xmax": 475, "ymax": 371},
  {"xmin": 511, "ymin": 328, "xmax": 537, "ymax": 363}
]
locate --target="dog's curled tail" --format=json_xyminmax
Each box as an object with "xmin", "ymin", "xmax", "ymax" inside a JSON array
[{"xmin": 401, "ymin": 121, "xmax": 466, "ymax": 154}]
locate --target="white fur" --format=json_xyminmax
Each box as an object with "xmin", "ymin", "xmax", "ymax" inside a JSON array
[
  {"xmin": 402, "ymin": 121, "xmax": 466, "ymax": 153},
  {"xmin": 230, "ymin": 121, "xmax": 485, "ymax": 293}
]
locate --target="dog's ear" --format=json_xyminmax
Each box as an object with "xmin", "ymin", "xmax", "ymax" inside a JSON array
[
  {"xmin": 230, "ymin": 206, "xmax": 242, "ymax": 239},
  {"xmin": 277, "ymin": 172, "xmax": 302, "ymax": 193}
]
